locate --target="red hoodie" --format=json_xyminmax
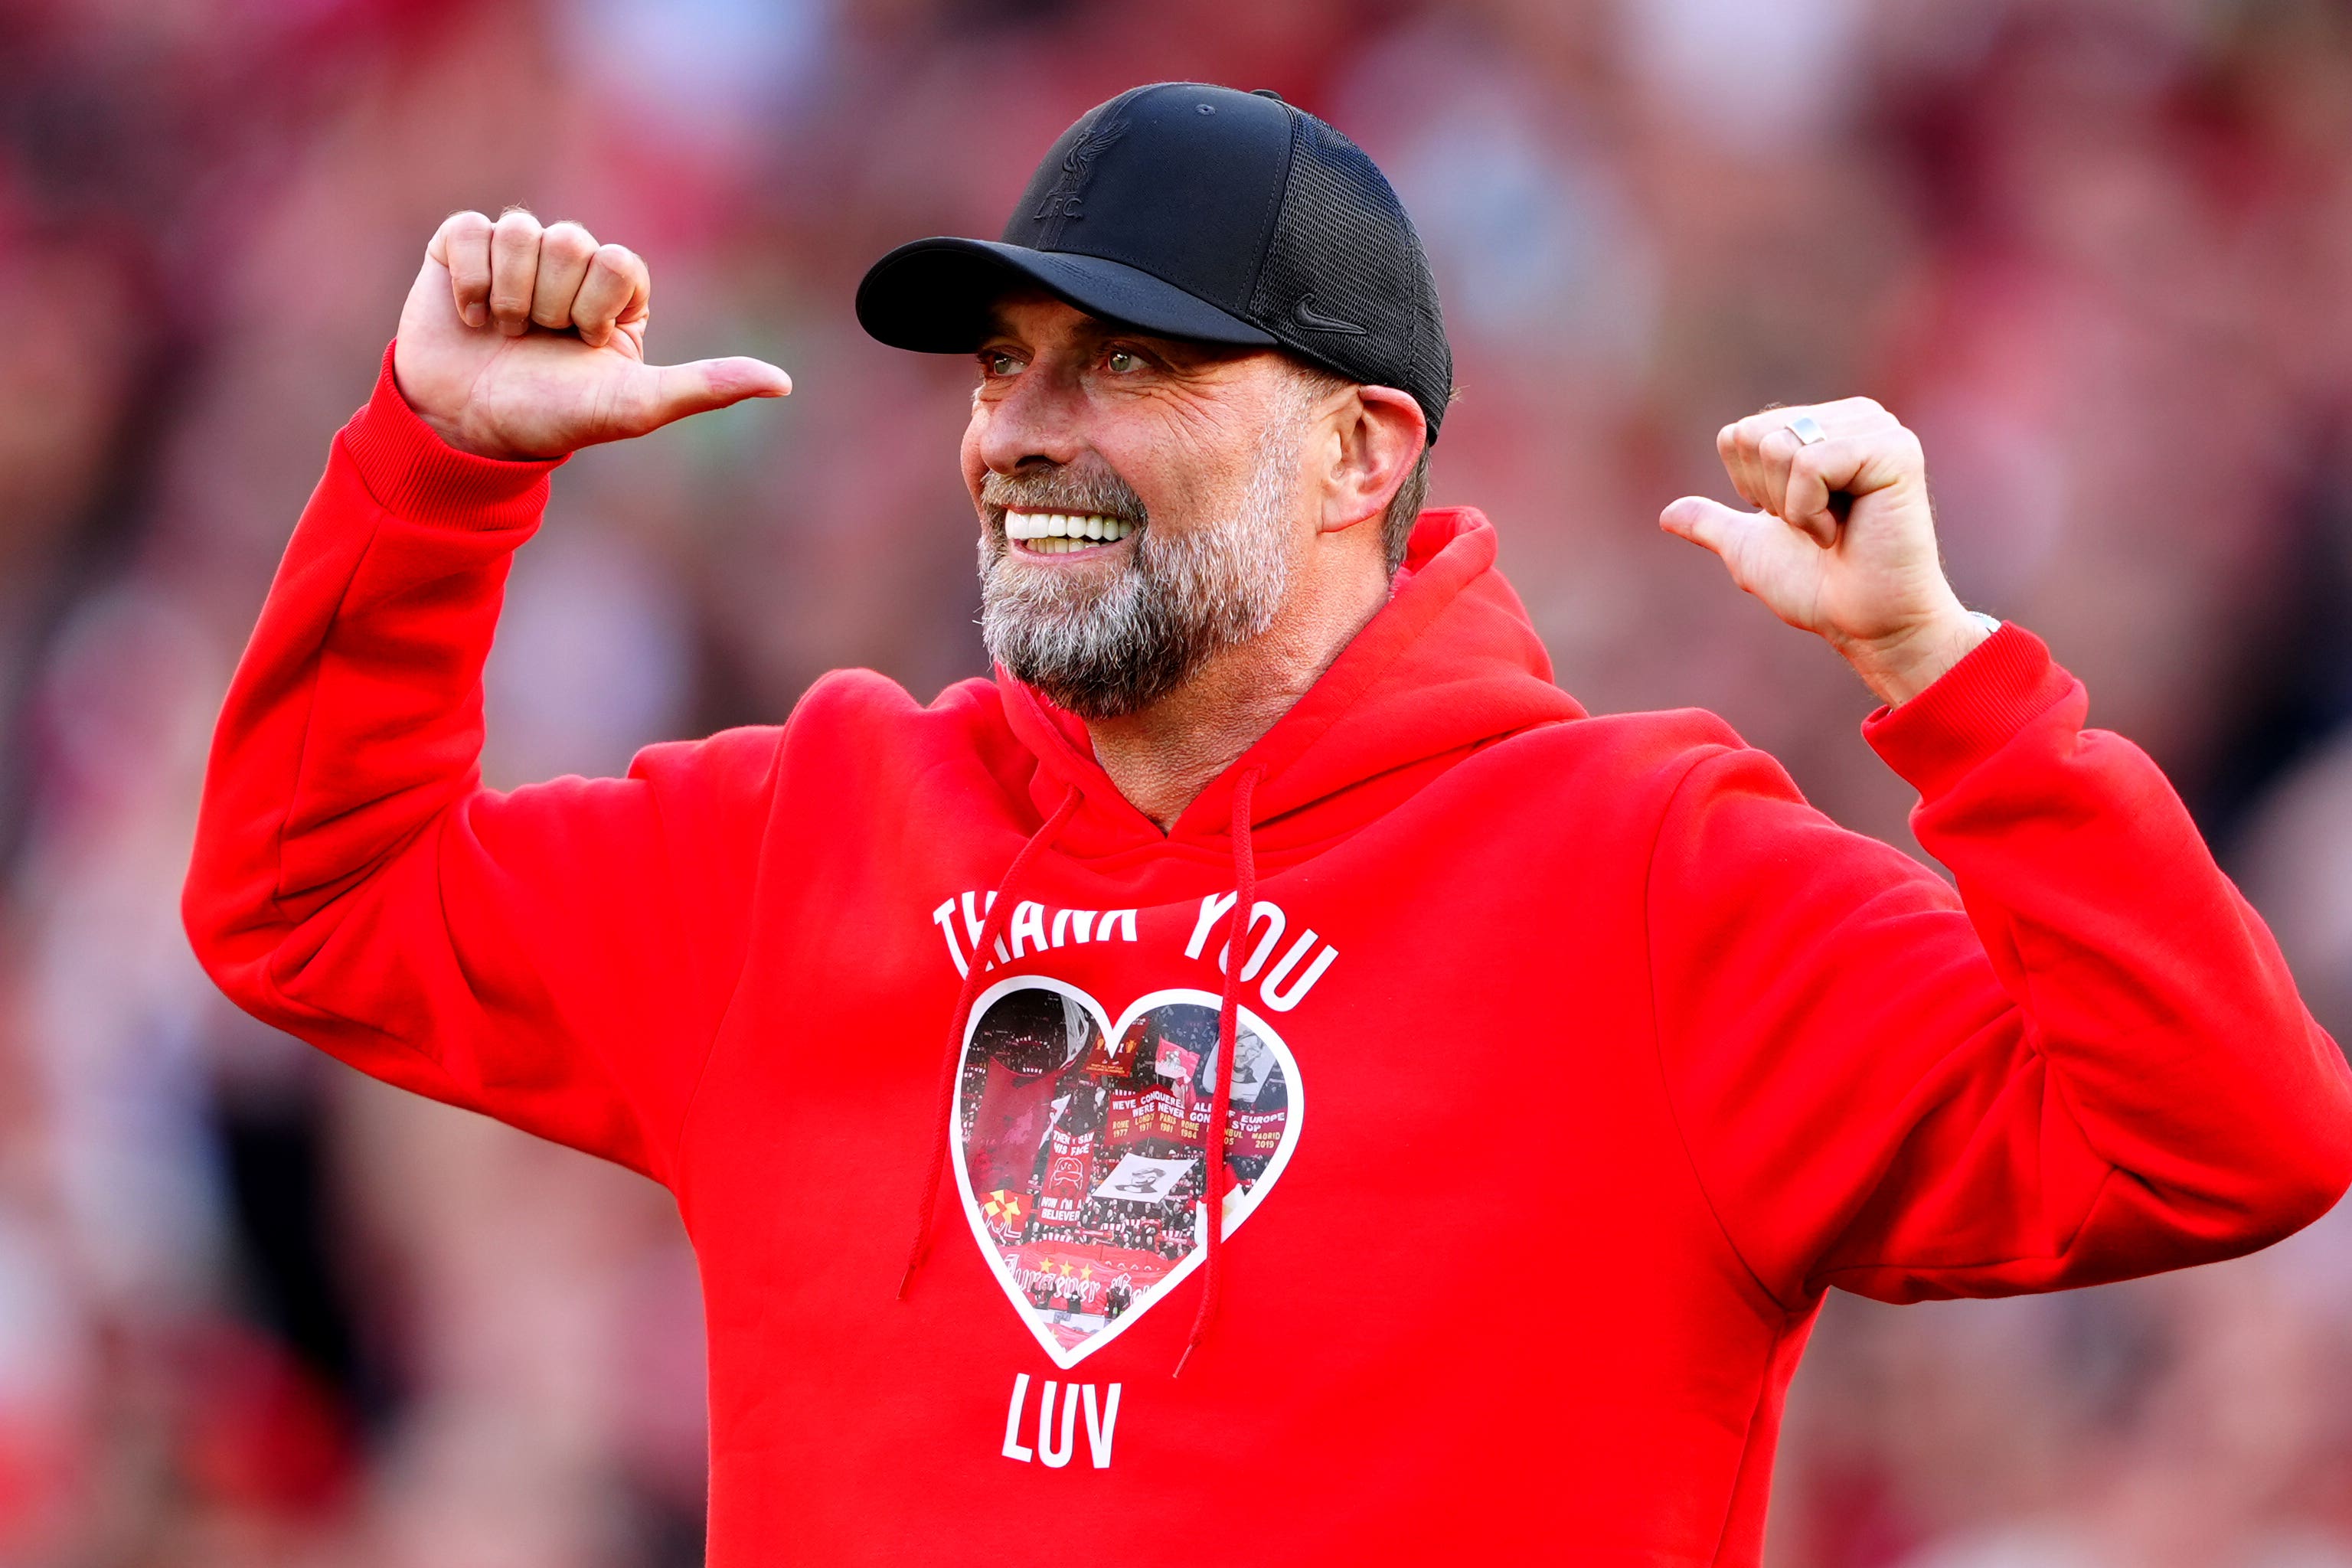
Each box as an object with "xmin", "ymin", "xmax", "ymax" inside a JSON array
[{"xmin": 185, "ymin": 352, "xmax": 2352, "ymax": 1564}]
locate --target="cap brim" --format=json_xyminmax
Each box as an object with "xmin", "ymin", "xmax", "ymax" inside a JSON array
[{"xmin": 856, "ymin": 238, "xmax": 1277, "ymax": 353}]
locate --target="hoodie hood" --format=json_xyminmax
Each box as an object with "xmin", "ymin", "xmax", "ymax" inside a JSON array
[{"xmin": 996, "ymin": 508, "xmax": 1586, "ymax": 857}]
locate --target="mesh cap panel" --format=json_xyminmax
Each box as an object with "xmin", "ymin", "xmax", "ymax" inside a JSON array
[{"xmin": 1249, "ymin": 114, "xmax": 1452, "ymax": 439}]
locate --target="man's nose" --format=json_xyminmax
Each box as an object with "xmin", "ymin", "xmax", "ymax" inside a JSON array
[{"xmin": 977, "ymin": 364, "xmax": 1087, "ymax": 473}]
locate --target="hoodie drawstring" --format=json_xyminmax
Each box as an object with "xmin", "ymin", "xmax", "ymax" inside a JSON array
[
  {"xmin": 900, "ymin": 786, "xmax": 1083, "ymax": 1300},
  {"xmin": 1175, "ymin": 764, "xmax": 1263, "ymax": 1378}
]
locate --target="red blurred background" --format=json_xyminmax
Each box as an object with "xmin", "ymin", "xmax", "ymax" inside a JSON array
[{"xmin": 4, "ymin": 0, "xmax": 2352, "ymax": 1563}]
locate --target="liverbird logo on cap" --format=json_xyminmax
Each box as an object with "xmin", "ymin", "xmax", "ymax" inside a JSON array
[{"xmin": 1034, "ymin": 119, "xmax": 1126, "ymax": 225}]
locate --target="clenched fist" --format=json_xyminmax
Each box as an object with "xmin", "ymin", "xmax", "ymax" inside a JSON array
[
  {"xmin": 393, "ymin": 208, "xmax": 791, "ymax": 460},
  {"xmin": 1659, "ymin": 397, "xmax": 1989, "ymax": 707}
]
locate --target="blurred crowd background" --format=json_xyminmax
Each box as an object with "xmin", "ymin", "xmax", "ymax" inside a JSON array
[{"xmin": 4, "ymin": 0, "xmax": 2352, "ymax": 1563}]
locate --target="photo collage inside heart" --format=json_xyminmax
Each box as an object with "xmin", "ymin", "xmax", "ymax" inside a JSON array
[{"xmin": 951, "ymin": 978, "xmax": 1302, "ymax": 1368}]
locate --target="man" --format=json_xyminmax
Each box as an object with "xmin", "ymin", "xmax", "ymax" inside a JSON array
[{"xmin": 185, "ymin": 82, "xmax": 2352, "ymax": 1563}]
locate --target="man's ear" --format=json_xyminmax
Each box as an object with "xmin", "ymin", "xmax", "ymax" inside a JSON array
[{"xmin": 1319, "ymin": 384, "xmax": 1426, "ymax": 536}]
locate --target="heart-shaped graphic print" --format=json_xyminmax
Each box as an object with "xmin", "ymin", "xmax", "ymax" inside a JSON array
[{"xmin": 950, "ymin": 977, "xmax": 1303, "ymax": 1369}]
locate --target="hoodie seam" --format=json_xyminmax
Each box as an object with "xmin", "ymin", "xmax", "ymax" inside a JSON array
[{"xmin": 1641, "ymin": 745, "xmax": 1795, "ymax": 1318}]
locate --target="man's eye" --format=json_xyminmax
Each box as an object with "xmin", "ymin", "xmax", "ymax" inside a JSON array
[
  {"xmin": 1105, "ymin": 349, "xmax": 1140, "ymax": 374},
  {"xmin": 982, "ymin": 351, "xmax": 1024, "ymax": 377}
]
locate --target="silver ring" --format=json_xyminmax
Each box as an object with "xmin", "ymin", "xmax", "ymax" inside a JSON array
[{"xmin": 1787, "ymin": 414, "xmax": 1827, "ymax": 446}]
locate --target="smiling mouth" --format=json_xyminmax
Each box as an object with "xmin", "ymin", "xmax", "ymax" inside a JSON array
[{"xmin": 1004, "ymin": 509, "xmax": 1140, "ymax": 556}]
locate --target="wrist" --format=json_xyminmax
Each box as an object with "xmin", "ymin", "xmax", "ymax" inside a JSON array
[
  {"xmin": 344, "ymin": 341, "xmax": 564, "ymax": 528},
  {"xmin": 415, "ymin": 409, "xmax": 526, "ymax": 462},
  {"xmin": 1843, "ymin": 603, "xmax": 1994, "ymax": 708}
]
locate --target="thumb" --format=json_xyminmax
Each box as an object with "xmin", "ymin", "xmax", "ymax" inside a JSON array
[
  {"xmin": 1658, "ymin": 495, "xmax": 1757, "ymax": 555},
  {"xmin": 632, "ymin": 355, "xmax": 793, "ymax": 432},
  {"xmin": 1658, "ymin": 495, "xmax": 1821, "ymax": 605}
]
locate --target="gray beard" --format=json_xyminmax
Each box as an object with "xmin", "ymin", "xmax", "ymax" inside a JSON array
[{"xmin": 978, "ymin": 420, "xmax": 1298, "ymax": 720}]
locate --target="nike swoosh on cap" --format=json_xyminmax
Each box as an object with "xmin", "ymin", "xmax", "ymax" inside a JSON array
[{"xmin": 1294, "ymin": 296, "xmax": 1367, "ymax": 335}]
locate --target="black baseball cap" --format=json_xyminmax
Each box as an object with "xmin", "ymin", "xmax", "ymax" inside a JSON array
[{"xmin": 855, "ymin": 82, "xmax": 1454, "ymax": 443}]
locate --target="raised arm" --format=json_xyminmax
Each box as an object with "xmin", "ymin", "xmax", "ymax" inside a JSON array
[
  {"xmin": 183, "ymin": 212, "xmax": 791, "ymax": 1185},
  {"xmin": 1647, "ymin": 400, "xmax": 2352, "ymax": 1308}
]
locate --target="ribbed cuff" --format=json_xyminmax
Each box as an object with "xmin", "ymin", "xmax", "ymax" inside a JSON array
[
  {"xmin": 1861, "ymin": 622, "xmax": 2074, "ymax": 799},
  {"xmin": 335, "ymin": 341, "xmax": 565, "ymax": 530}
]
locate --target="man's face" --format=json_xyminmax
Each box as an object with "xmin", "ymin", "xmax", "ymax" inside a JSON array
[{"xmin": 960, "ymin": 293, "xmax": 1327, "ymax": 720}]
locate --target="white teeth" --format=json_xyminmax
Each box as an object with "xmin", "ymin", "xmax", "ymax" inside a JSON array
[{"xmin": 1005, "ymin": 511, "xmax": 1137, "ymax": 550}]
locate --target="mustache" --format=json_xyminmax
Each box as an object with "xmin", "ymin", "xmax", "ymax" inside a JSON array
[{"xmin": 980, "ymin": 464, "xmax": 1150, "ymax": 533}]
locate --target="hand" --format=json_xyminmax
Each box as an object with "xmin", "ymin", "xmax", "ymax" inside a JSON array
[
  {"xmin": 1659, "ymin": 397, "xmax": 1988, "ymax": 707},
  {"xmin": 392, "ymin": 208, "xmax": 791, "ymax": 460}
]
